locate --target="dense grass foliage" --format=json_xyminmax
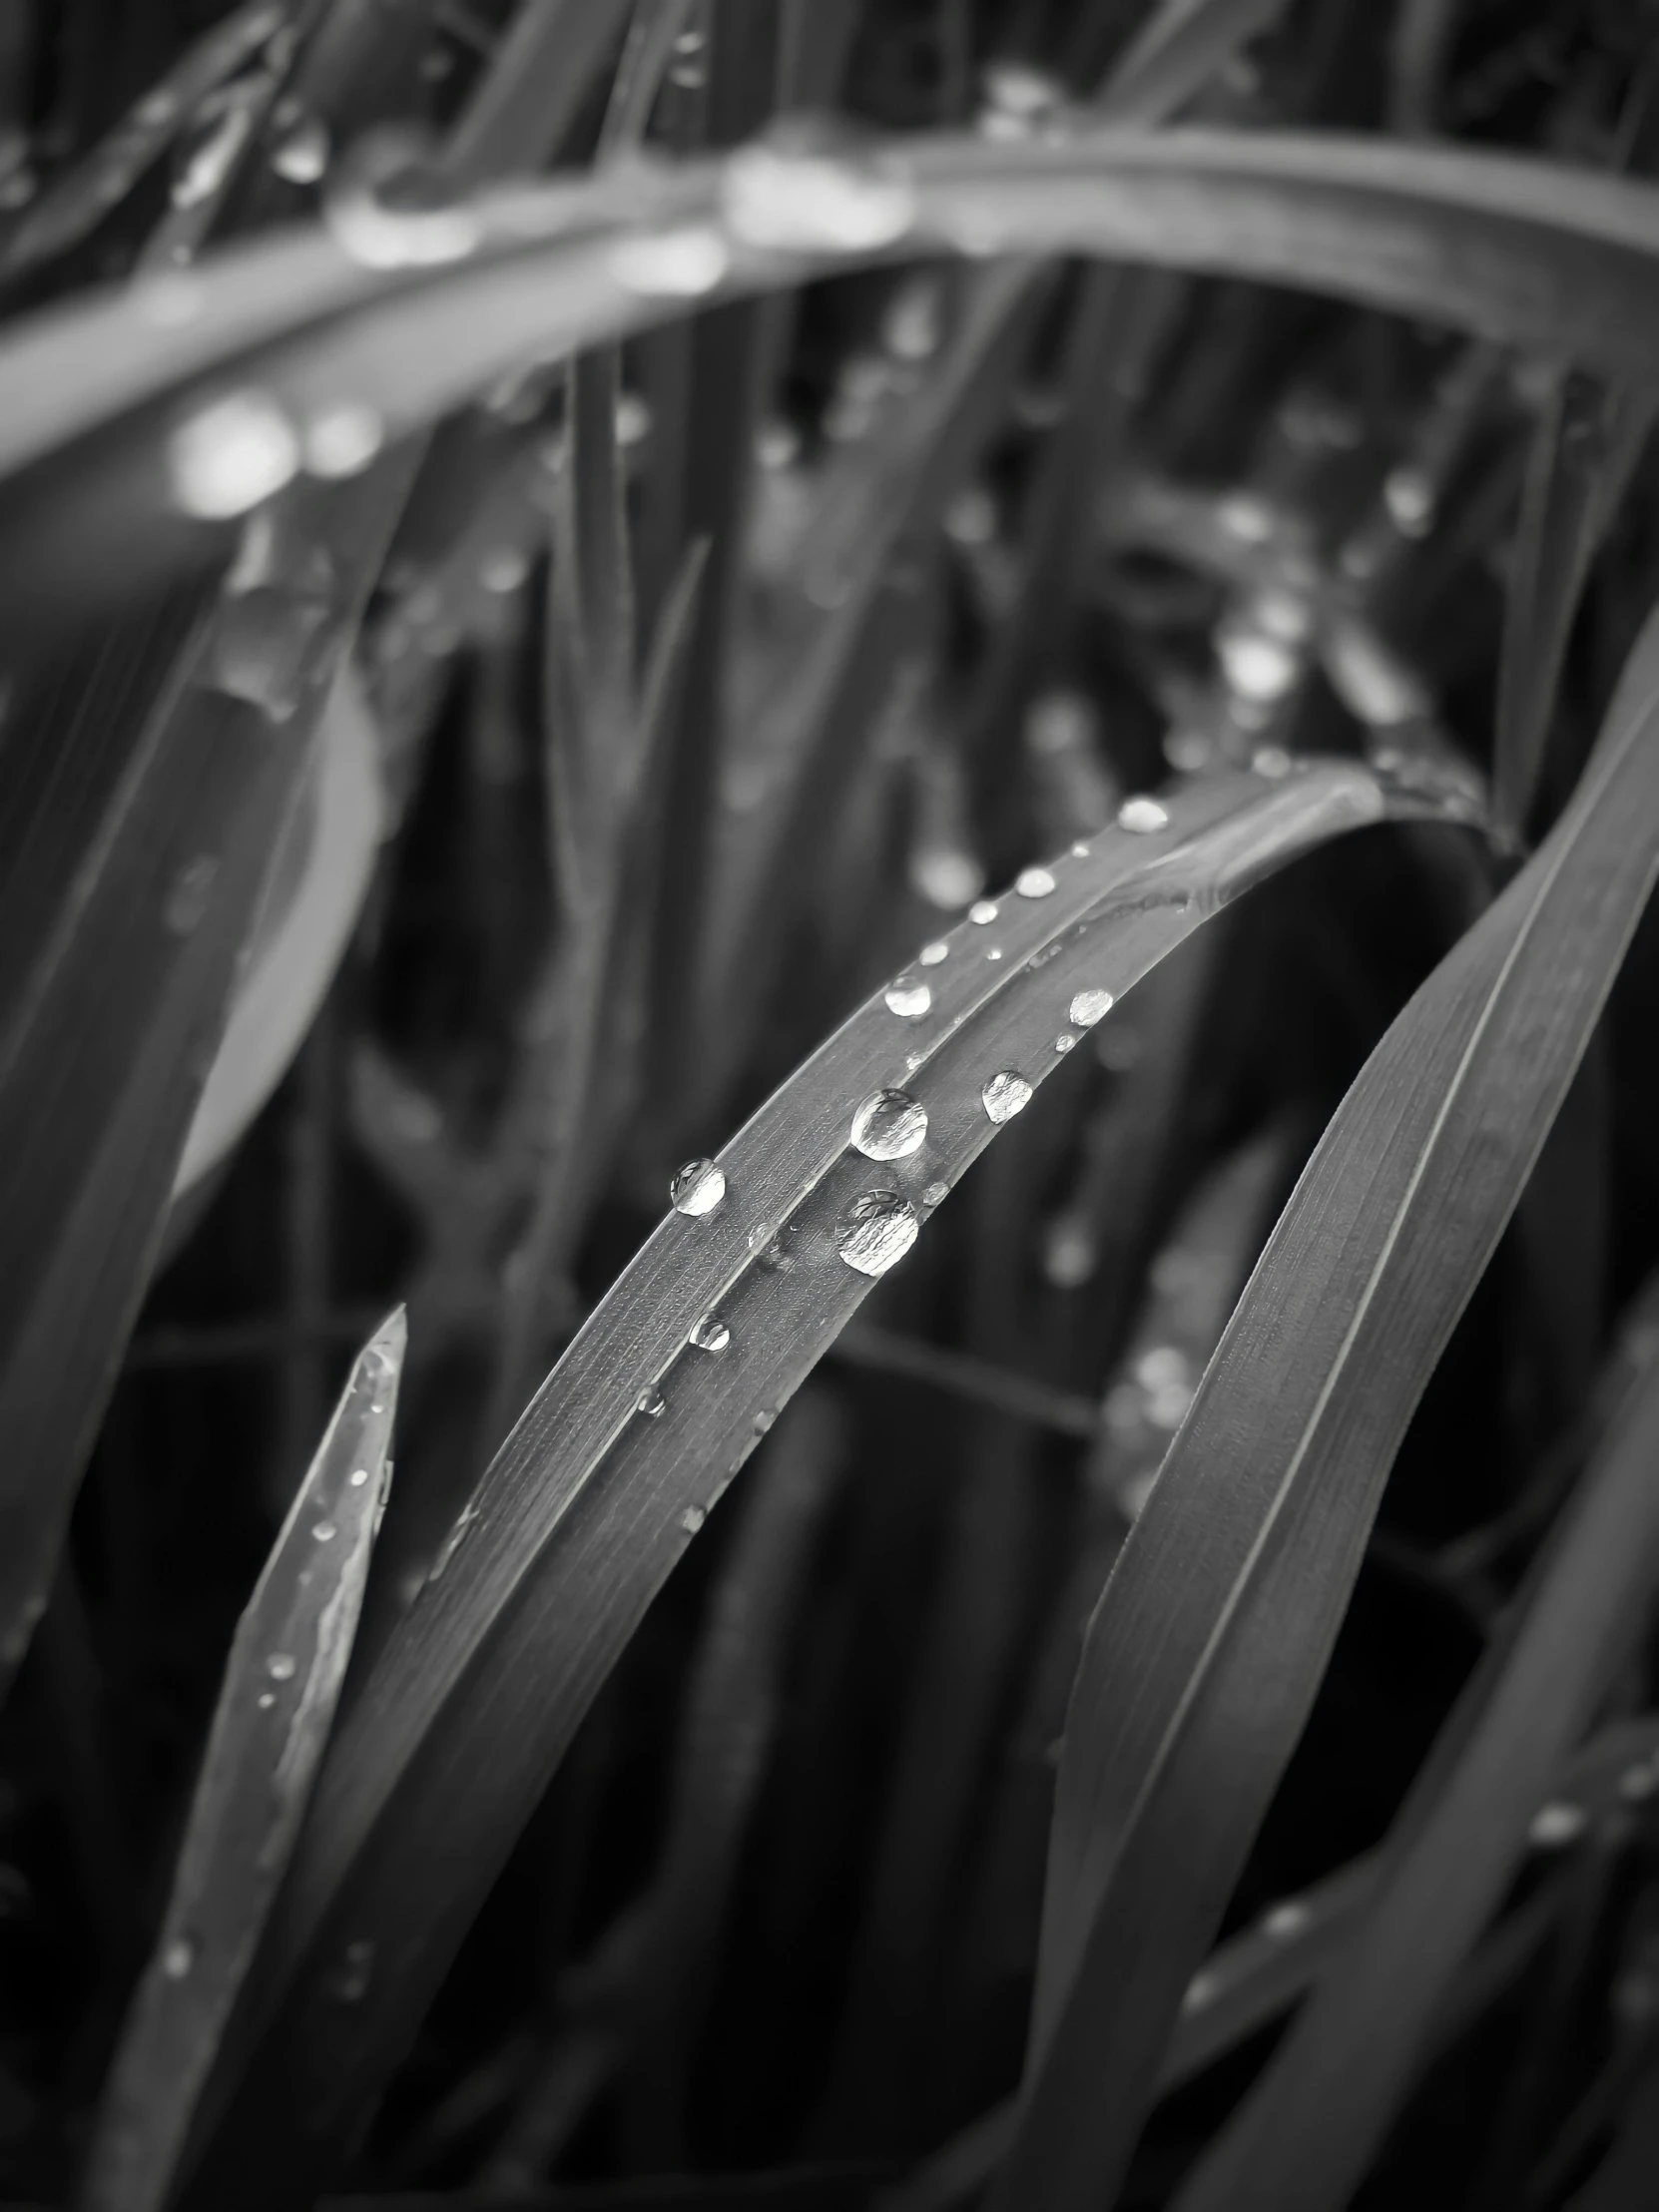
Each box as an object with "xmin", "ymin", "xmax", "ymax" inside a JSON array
[{"xmin": 2, "ymin": 3, "xmax": 1659, "ymax": 2209}]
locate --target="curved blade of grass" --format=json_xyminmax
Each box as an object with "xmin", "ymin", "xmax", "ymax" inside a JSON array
[
  {"xmin": 1173, "ymin": 1291, "xmax": 1659, "ymax": 2211},
  {"xmin": 992, "ymin": 604, "xmax": 1659, "ymax": 2212},
  {"xmin": 12, "ymin": 129, "xmax": 1659, "ymax": 645},
  {"xmin": 172, "ymin": 758, "xmax": 1474, "ymax": 2207},
  {"xmin": 79, "ymin": 1309, "xmax": 403, "ymax": 2212},
  {"xmin": 0, "ymin": 0, "xmax": 288, "ymax": 281},
  {"xmin": 1493, "ymin": 368, "xmax": 1656, "ymax": 841}
]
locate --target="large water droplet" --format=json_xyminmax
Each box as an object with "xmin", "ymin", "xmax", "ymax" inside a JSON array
[
  {"xmin": 272, "ymin": 116, "xmax": 329, "ymax": 185},
  {"xmin": 1070, "ymin": 988, "xmax": 1114, "ymax": 1028},
  {"xmin": 968, "ymin": 898, "xmax": 999, "ymax": 924},
  {"xmin": 170, "ymin": 388, "xmax": 299, "ymax": 518},
  {"xmin": 721, "ymin": 139, "xmax": 916, "ymax": 253},
  {"xmin": 690, "ymin": 1314, "xmax": 730, "ymax": 1353},
  {"xmin": 611, "ymin": 225, "xmax": 730, "ymax": 296},
  {"xmin": 850, "ymin": 1087, "xmax": 927, "ymax": 1161},
  {"xmin": 1117, "ymin": 796, "xmax": 1168, "ymax": 834},
  {"xmin": 981, "ymin": 1070, "xmax": 1033, "ymax": 1124},
  {"xmin": 637, "ymin": 1387, "xmax": 666, "ymax": 1419},
  {"xmin": 1015, "ymin": 864, "xmax": 1056, "ymax": 898},
  {"xmin": 884, "ymin": 976, "xmax": 931, "ymax": 1018},
  {"xmin": 835, "ymin": 1191, "xmax": 919, "ymax": 1277},
  {"xmin": 671, "ymin": 1158, "xmax": 726, "ymax": 1217}
]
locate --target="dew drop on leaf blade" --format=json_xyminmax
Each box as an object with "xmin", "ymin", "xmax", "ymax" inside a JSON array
[
  {"xmin": 981, "ymin": 1071, "xmax": 1033, "ymax": 1124},
  {"xmin": 1070, "ymin": 989, "xmax": 1114, "ymax": 1027},
  {"xmin": 690, "ymin": 1314, "xmax": 731, "ymax": 1353},
  {"xmin": 671, "ymin": 1158, "xmax": 726, "ymax": 1217},
  {"xmin": 1118, "ymin": 796, "xmax": 1169, "ymax": 833},
  {"xmin": 884, "ymin": 976, "xmax": 931, "ymax": 1018},
  {"xmin": 850, "ymin": 1087, "xmax": 928, "ymax": 1161},
  {"xmin": 835, "ymin": 1192, "xmax": 920, "ymax": 1276}
]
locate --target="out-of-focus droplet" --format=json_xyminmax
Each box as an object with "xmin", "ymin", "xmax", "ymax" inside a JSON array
[
  {"xmin": 1118, "ymin": 796, "xmax": 1168, "ymax": 833},
  {"xmin": 671, "ymin": 1159, "xmax": 726, "ymax": 1217},
  {"xmin": 1383, "ymin": 465, "xmax": 1434, "ymax": 536},
  {"xmin": 944, "ymin": 485, "xmax": 996, "ymax": 546},
  {"xmin": 918, "ymin": 939, "xmax": 949, "ymax": 966},
  {"xmin": 969, "ymin": 898, "xmax": 998, "ymax": 924},
  {"xmin": 690, "ymin": 1314, "xmax": 730, "ymax": 1353},
  {"xmin": 835, "ymin": 1191, "xmax": 920, "ymax": 1276},
  {"xmin": 1164, "ymin": 727, "xmax": 1212, "ymax": 774},
  {"xmin": 165, "ymin": 855, "xmax": 219, "ymax": 935},
  {"xmin": 1015, "ymin": 864, "xmax": 1056, "ymax": 898},
  {"xmin": 882, "ymin": 275, "xmax": 942, "ymax": 360},
  {"xmin": 326, "ymin": 1938, "xmax": 374, "ymax": 2003},
  {"xmin": 272, "ymin": 115, "xmax": 329, "ymax": 185},
  {"xmin": 303, "ymin": 400, "xmax": 383, "ymax": 479},
  {"xmin": 850, "ymin": 1088, "xmax": 927, "ymax": 1161},
  {"xmin": 721, "ymin": 138, "xmax": 915, "ymax": 253},
  {"xmin": 1220, "ymin": 626, "xmax": 1300, "ymax": 702},
  {"xmin": 1529, "ymin": 1801, "xmax": 1587, "ymax": 1848},
  {"xmin": 615, "ymin": 391, "xmax": 652, "ymax": 446},
  {"xmin": 1218, "ymin": 492, "xmax": 1274, "ymax": 543},
  {"xmin": 1070, "ymin": 989, "xmax": 1113, "ymax": 1027},
  {"xmin": 884, "ymin": 976, "xmax": 931, "ymax": 1018},
  {"xmin": 170, "ymin": 388, "xmax": 299, "ymax": 518},
  {"xmin": 163, "ymin": 1936, "xmax": 196, "ymax": 1980},
  {"xmin": 981, "ymin": 1070, "xmax": 1033, "ymax": 1124},
  {"xmin": 611, "ymin": 225, "xmax": 729, "ymax": 296},
  {"xmin": 637, "ymin": 1387, "xmax": 666, "ymax": 1419},
  {"xmin": 1262, "ymin": 1901, "xmax": 1312, "ymax": 1940}
]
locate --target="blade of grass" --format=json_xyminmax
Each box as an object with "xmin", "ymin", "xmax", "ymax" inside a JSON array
[
  {"xmin": 174, "ymin": 758, "xmax": 1476, "ymax": 2207},
  {"xmin": 991, "ymin": 602, "xmax": 1659, "ymax": 2212},
  {"xmin": 1173, "ymin": 1289, "xmax": 1659, "ymax": 2211},
  {"xmin": 79, "ymin": 1309, "xmax": 404, "ymax": 2212}
]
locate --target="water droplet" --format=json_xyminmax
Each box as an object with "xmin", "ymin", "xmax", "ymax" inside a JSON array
[
  {"xmin": 267, "ymin": 1652, "xmax": 296, "ymax": 1681},
  {"xmin": 1165, "ymin": 727, "xmax": 1213, "ymax": 774},
  {"xmin": 1252, "ymin": 745, "xmax": 1293, "ymax": 779},
  {"xmin": 985, "ymin": 947, "xmax": 1003, "ymax": 962},
  {"xmin": 753, "ymin": 1408, "xmax": 775, "ymax": 1435},
  {"xmin": 637, "ymin": 1387, "xmax": 666, "ymax": 1419},
  {"xmin": 272, "ymin": 116, "xmax": 329, "ymax": 185},
  {"xmin": 327, "ymin": 1938, "xmax": 374, "ymax": 2003},
  {"xmin": 918, "ymin": 940, "xmax": 949, "ymax": 966},
  {"xmin": 1183, "ymin": 1968, "xmax": 1219, "ymax": 2011},
  {"xmin": 944, "ymin": 484, "xmax": 996, "ymax": 546},
  {"xmin": 1620, "ymin": 1761, "xmax": 1659, "ymax": 1803},
  {"xmin": 303, "ymin": 400, "xmax": 383, "ymax": 479},
  {"xmin": 1529, "ymin": 1801, "xmax": 1587, "ymax": 1849},
  {"xmin": 1069, "ymin": 989, "xmax": 1113, "ymax": 1027},
  {"xmin": 1043, "ymin": 1220, "xmax": 1095, "ymax": 1287},
  {"xmin": 882, "ymin": 276, "xmax": 942, "ymax": 360},
  {"xmin": 680, "ymin": 1505, "xmax": 707, "ymax": 1534},
  {"xmin": 1070, "ymin": 840, "xmax": 1091, "ymax": 858},
  {"xmin": 1324, "ymin": 620, "xmax": 1430, "ymax": 728},
  {"xmin": 1117, "ymin": 797, "xmax": 1168, "ymax": 834},
  {"xmin": 835, "ymin": 1191, "xmax": 919, "ymax": 1277},
  {"xmin": 981, "ymin": 1071, "xmax": 1033, "ymax": 1124},
  {"xmin": 1220, "ymin": 627, "xmax": 1300, "ymax": 702},
  {"xmin": 1015, "ymin": 864, "xmax": 1056, "ymax": 898},
  {"xmin": 1218, "ymin": 492, "xmax": 1274, "ymax": 543},
  {"xmin": 671, "ymin": 1159, "xmax": 727, "ymax": 1217},
  {"xmin": 326, "ymin": 163, "xmax": 480, "ymax": 270},
  {"xmin": 757, "ymin": 1238, "xmax": 793, "ymax": 1273},
  {"xmin": 258, "ymin": 1691, "xmax": 276, "ymax": 1709},
  {"xmin": 170, "ymin": 389, "xmax": 300, "ymax": 518},
  {"xmin": 690, "ymin": 1314, "xmax": 731, "ymax": 1353},
  {"xmin": 615, "ymin": 391, "xmax": 652, "ymax": 446},
  {"xmin": 721, "ymin": 139, "xmax": 915, "ymax": 253},
  {"xmin": 349, "ymin": 1466, "xmax": 370, "ymax": 1487},
  {"xmin": 757, "ymin": 417, "xmax": 801, "ymax": 469},
  {"xmin": 163, "ymin": 1936, "xmax": 196, "ymax": 1979},
  {"xmin": 1262, "ymin": 1901, "xmax": 1312, "ymax": 1940},
  {"xmin": 312, "ymin": 1519, "xmax": 336, "ymax": 1542},
  {"xmin": 912, "ymin": 845, "xmax": 984, "ymax": 909},
  {"xmin": 165, "ymin": 854, "xmax": 219, "ymax": 935},
  {"xmin": 850, "ymin": 1087, "xmax": 928, "ymax": 1161},
  {"xmin": 921, "ymin": 1181, "xmax": 949, "ymax": 1206},
  {"xmin": 1054, "ymin": 1032, "xmax": 1076, "ymax": 1052},
  {"xmin": 969, "ymin": 899, "xmax": 999, "ymax": 924},
  {"xmin": 1383, "ymin": 465, "xmax": 1434, "ymax": 536},
  {"xmin": 610, "ymin": 225, "xmax": 730, "ymax": 296},
  {"xmin": 884, "ymin": 976, "xmax": 931, "ymax": 1018}
]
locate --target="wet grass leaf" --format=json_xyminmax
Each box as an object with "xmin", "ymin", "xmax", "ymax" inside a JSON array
[{"xmin": 993, "ymin": 603, "xmax": 1659, "ymax": 2212}]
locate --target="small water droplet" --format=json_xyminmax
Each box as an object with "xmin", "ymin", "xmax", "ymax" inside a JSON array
[
  {"xmin": 637, "ymin": 1387, "xmax": 666, "ymax": 1419},
  {"xmin": 1165, "ymin": 727, "xmax": 1213, "ymax": 774},
  {"xmin": 753, "ymin": 1408, "xmax": 775, "ymax": 1435},
  {"xmin": 1218, "ymin": 493, "xmax": 1273, "ymax": 544},
  {"xmin": 163, "ymin": 1936, "xmax": 196, "ymax": 1980},
  {"xmin": 884, "ymin": 975, "xmax": 931, "ymax": 1018},
  {"xmin": 349, "ymin": 1466, "xmax": 370, "ymax": 1487},
  {"xmin": 850, "ymin": 1087, "xmax": 928, "ymax": 1161},
  {"xmin": 170, "ymin": 388, "xmax": 299, "ymax": 519},
  {"xmin": 834, "ymin": 1191, "xmax": 919, "ymax": 1277},
  {"xmin": 690, "ymin": 1314, "xmax": 731, "ymax": 1353},
  {"xmin": 1220, "ymin": 627, "xmax": 1300, "ymax": 702},
  {"xmin": 327, "ymin": 1937, "xmax": 374, "ymax": 2003},
  {"xmin": 985, "ymin": 946, "xmax": 1003, "ymax": 962},
  {"xmin": 165, "ymin": 854, "xmax": 219, "ymax": 935},
  {"xmin": 981, "ymin": 1070, "xmax": 1033, "ymax": 1124},
  {"xmin": 918, "ymin": 939, "xmax": 949, "ymax": 965},
  {"xmin": 680, "ymin": 1505, "xmax": 707, "ymax": 1535},
  {"xmin": 272, "ymin": 116, "xmax": 329, "ymax": 185},
  {"xmin": 611, "ymin": 225, "xmax": 730, "ymax": 296},
  {"xmin": 312, "ymin": 1519, "xmax": 336, "ymax": 1542},
  {"xmin": 267, "ymin": 1652, "xmax": 296, "ymax": 1681},
  {"xmin": 1383, "ymin": 465, "xmax": 1434, "ymax": 536},
  {"xmin": 1054, "ymin": 1032, "xmax": 1076, "ymax": 1052},
  {"xmin": 1117, "ymin": 797, "xmax": 1168, "ymax": 834},
  {"xmin": 969, "ymin": 899, "xmax": 999, "ymax": 924},
  {"xmin": 721, "ymin": 138, "xmax": 915, "ymax": 253},
  {"xmin": 1069, "ymin": 989, "xmax": 1113, "ymax": 1028},
  {"xmin": 1529, "ymin": 1801, "xmax": 1587, "ymax": 1849},
  {"xmin": 671, "ymin": 1158, "xmax": 727, "ymax": 1217},
  {"xmin": 921, "ymin": 1181, "xmax": 949, "ymax": 1206},
  {"xmin": 1070, "ymin": 840, "xmax": 1091, "ymax": 858},
  {"xmin": 1015, "ymin": 864, "xmax": 1056, "ymax": 898},
  {"xmin": 1262, "ymin": 1900, "xmax": 1312, "ymax": 1940},
  {"xmin": 258, "ymin": 1691, "xmax": 276, "ymax": 1709}
]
